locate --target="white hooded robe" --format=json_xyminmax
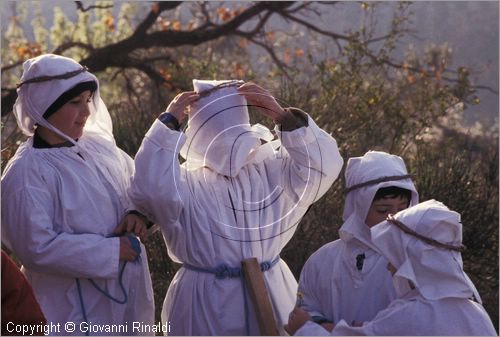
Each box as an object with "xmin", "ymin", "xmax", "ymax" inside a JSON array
[
  {"xmin": 130, "ymin": 80, "xmax": 343, "ymax": 335},
  {"xmin": 2, "ymin": 54, "xmax": 154, "ymax": 336},
  {"xmin": 298, "ymin": 151, "xmax": 418, "ymax": 325}
]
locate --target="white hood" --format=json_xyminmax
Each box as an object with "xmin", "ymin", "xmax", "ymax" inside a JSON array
[
  {"xmin": 14, "ymin": 53, "xmax": 113, "ymax": 145},
  {"xmin": 371, "ymin": 199, "xmax": 481, "ymax": 301},
  {"xmin": 339, "ymin": 151, "xmax": 419, "ymax": 249},
  {"xmin": 12, "ymin": 54, "xmax": 130, "ymax": 198},
  {"xmin": 180, "ymin": 79, "xmax": 273, "ymax": 177}
]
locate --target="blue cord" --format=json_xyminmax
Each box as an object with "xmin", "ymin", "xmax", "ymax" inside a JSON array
[
  {"xmin": 76, "ymin": 234, "xmax": 142, "ymax": 333},
  {"xmin": 76, "ymin": 262, "xmax": 128, "ymax": 336},
  {"xmin": 76, "ymin": 278, "xmax": 90, "ymax": 336},
  {"xmin": 88, "ymin": 261, "xmax": 128, "ymax": 304},
  {"xmin": 183, "ymin": 256, "xmax": 280, "ymax": 279}
]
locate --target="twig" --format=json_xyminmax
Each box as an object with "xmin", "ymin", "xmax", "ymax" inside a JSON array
[
  {"xmin": 1, "ymin": 60, "xmax": 24, "ymax": 73},
  {"xmin": 75, "ymin": 1, "xmax": 113, "ymax": 12},
  {"xmin": 245, "ymin": 36, "xmax": 291, "ymax": 80}
]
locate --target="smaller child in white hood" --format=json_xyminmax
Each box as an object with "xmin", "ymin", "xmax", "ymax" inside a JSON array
[
  {"xmin": 287, "ymin": 200, "xmax": 497, "ymax": 336},
  {"xmin": 294, "ymin": 151, "xmax": 418, "ymax": 332}
]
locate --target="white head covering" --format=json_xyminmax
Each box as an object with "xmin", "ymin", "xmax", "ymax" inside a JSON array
[
  {"xmin": 371, "ymin": 199, "xmax": 481, "ymax": 301},
  {"xmin": 180, "ymin": 79, "xmax": 273, "ymax": 177},
  {"xmin": 339, "ymin": 151, "xmax": 419, "ymax": 249},
  {"xmin": 14, "ymin": 53, "xmax": 114, "ymax": 145},
  {"xmin": 12, "ymin": 54, "xmax": 131, "ymax": 200}
]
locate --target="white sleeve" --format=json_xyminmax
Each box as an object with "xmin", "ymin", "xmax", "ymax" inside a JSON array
[
  {"xmin": 330, "ymin": 320, "xmax": 369, "ymax": 336},
  {"xmin": 330, "ymin": 302, "xmax": 414, "ymax": 336},
  {"xmin": 118, "ymin": 147, "xmax": 139, "ymax": 212},
  {"xmin": 129, "ymin": 120, "xmax": 187, "ymax": 226},
  {"xmin": 275, "ymin": 114, "xmax": 343, "ymax": 206},
  {"xmin": 297, "ymin": 319, "xmax": 371, "ymax": 336},
  {"xmin": 298, "ymin": 254, "xmax": 329, "ymax": 319},
  {"xmin": 1, "ymin": 187, "xmax": 120, "ymax": 279},
  {"xmin": 295, "ymin": 321, "xmax": 332, "ymax": 336}
]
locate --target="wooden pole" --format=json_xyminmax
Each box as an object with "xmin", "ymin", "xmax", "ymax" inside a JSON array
[{"xmin": 241, "ymin": 257, "xmax": 280, "ymax": 336}]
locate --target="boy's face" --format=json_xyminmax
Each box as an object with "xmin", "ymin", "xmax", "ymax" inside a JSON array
[{"xmin": 365, "ymin": 195, "xmax": 409, "ymax": 228}]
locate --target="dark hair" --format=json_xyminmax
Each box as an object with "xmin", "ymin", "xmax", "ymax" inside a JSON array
[
  {"xmin": 43, "ymin": 80, "xmax": 97, "ymax": 119},
  {"xmin": 373, "ymin": 186, "xmax": 412, "ymax": 203}
]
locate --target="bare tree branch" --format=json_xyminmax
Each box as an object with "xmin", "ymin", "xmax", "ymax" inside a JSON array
[
  {"xmin": 277, "ymin": 11, "xmax": 347, "ymax": 51},
  {"xmin": 52, "ymin": 41, "xmax": 94, "ymax": 55},
  {"xmin": 1, "ymin": 88, "xmax": 17, "ymax": 117},
  {"xmin": 139, "ymin": 55, "xmax": 178, "ymax": 67},
  {"xmin": 80, "ymin": 2, "xmax": 293, "ymax": 72},
  {"xmin": 75, "ymin": 1, "xmax": 113, "ymax": 12},
  {"xmin": 465, "ymin": 85, "xmax": 498, "ymax": 95},
  {"xmin": 235, "ymin": 11, "xmax": 274, "ymax": 38},
  {"xmin": 279, "ymin": 11, "xmax": 352, "ymax": 41},
  {"xmin": 132, "ymin": 63, "xmax": 167, "ymax": 85},
  {"xmin": 1, "ymin": 60, "xmax": 24, "ymax": 73},
  {"xmin": 122, "ymin": 71, "xmax": 143, "ymax": 114},
  {"xmin": 110, "ymin": 68, "xmax": 125, "ymax": 82},
  {"xmin": 360, "ymin": 48, "xmax": 497, "ymax": 94},
  {"xmin": 132, "ymin": 2, "xmax": 182, "ymax": 38},
  {"xmin": 244, "ymin": 36, "xmax": 291, "ymax": 80},
  {"xmin": 199, "ymin": 2, "xmax": 214, "ymax": 29},
  {"xmin": 284, "ymin": 2, "xmax": 318, "ymax": 15}
]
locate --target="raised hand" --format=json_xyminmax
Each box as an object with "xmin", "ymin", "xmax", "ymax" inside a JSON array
[
  {"xmin": 237, "ymin": 82, "xmax": 287, "ymax": 123},
  {"xmin": 164, "ymin": 91, "xmax": 200, "ymax": 123}
]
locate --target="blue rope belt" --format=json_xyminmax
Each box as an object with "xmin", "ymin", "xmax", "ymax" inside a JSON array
[
  {"xmin": 183, "ymin": 256, "xmax": 281, "ymax": 335},
  {"xmin": 182, "ymin": 255, "xmax": 281, "ymax": 279}
]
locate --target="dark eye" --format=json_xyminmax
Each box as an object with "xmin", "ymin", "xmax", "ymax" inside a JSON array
[{"xmin": 376, "ymin": 209, "xmax": 389, "ymax": 214}]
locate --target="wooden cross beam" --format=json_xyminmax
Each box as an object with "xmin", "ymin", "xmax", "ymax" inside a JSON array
[{"xmin": 241, "ymin": 257, "xmax": 280, "ymax": 336}]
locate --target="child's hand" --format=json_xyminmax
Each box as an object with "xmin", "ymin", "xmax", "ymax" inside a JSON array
[
  {"xmin": 284, "ymin": 307, "xmax": 311, "ymax": 335},
  {"xmin": 114, "ymin": 213, "xmax": 148, "ymax": 243},
  {"xmin": 119, "ymin": 236, "xmax": 139, "ymax": 262}
]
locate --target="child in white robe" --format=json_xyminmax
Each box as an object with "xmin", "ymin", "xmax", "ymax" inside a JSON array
[
  {"xmin": 297, "ymin": 151, "xmax": 418, "ymax": 330},
  {"xmin": 2, "ymin": 54, "xmax": 154, "ymax": 335}
]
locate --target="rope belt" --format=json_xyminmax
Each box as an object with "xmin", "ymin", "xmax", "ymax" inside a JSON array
[
  {"xmin": 183, "ymin": 256, "xmax": 280, "ymax": 335},
  {"xmin": 182, "ymin": 256, "xmax": 281, "ymax": 279}
]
